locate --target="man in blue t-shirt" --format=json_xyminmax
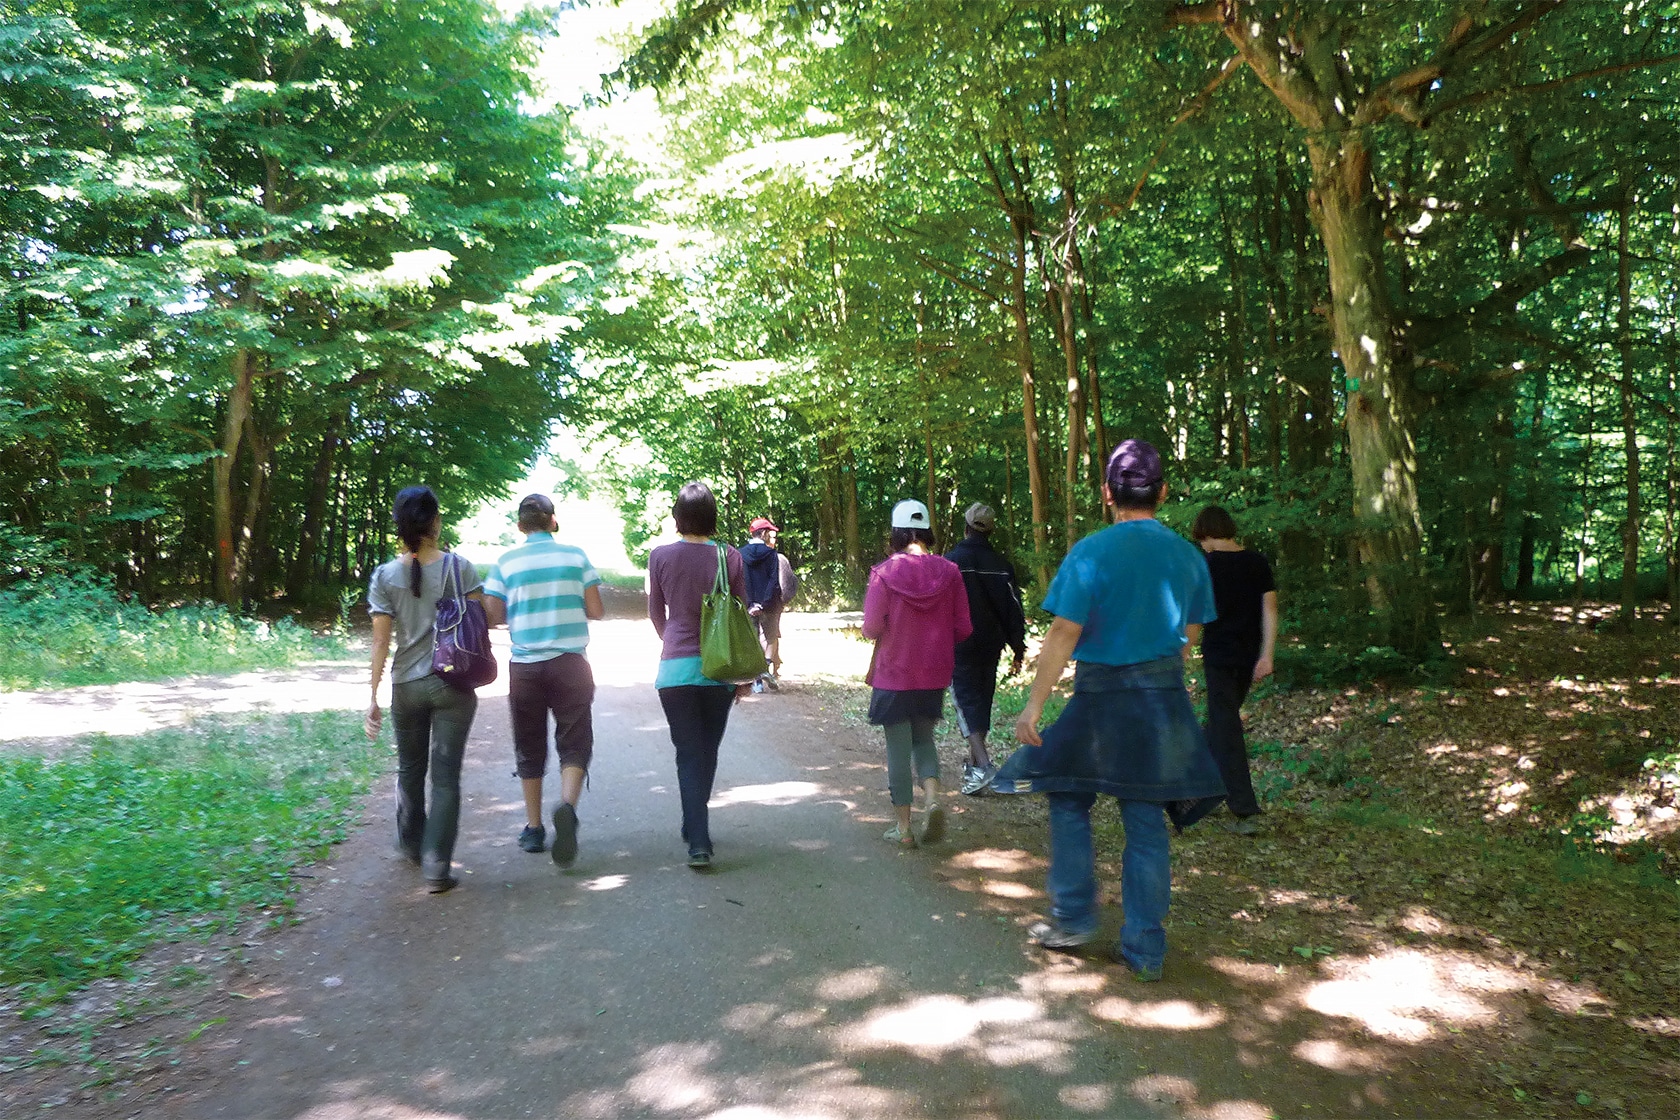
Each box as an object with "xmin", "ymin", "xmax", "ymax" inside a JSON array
[
  {"xmin": 1012, "ymin": 440, "xmax": 1221, "ymax": 981},
  {"xmin": 484, "ymin": 493, "xmax": 604, "ymax": 868}
]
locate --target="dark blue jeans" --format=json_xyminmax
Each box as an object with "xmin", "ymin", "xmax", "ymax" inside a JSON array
[
  {"xmin": 658, "ymin": 684, "xmax": 734, "ymax": 855},
  {"xmin": 391, "ymin": 674, "xmax": 477, "ymax": 880},
  {"xmin": 1047, "ymin": 793, "xmax": 1172, "ymax": 972}
]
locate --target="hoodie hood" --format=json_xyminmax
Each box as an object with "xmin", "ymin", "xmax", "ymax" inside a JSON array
[
  {"xmin": 875, "ymin": 551, "xmax": 958, "ymax": 606},
  {"xmin": 740, "ymin": 540, "xmax": 777, "ymax": 568}
]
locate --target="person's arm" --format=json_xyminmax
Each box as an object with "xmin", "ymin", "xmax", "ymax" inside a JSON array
[
  {"xmin": 583, "ymin": 583, "xmax": 605, "ymax": 621},
  {"xmin": 862, "ymin": 571, "xmax": 887, "ymax": 640},
  {"xmin": 1185, "ymin": 622, "xmax": 1202, "ymax": 648},
  {"xmin": 366, "ymin": 613, "xmax": 393, "ymax": 741},
  {"xmin": 647, "ymin": 560, "xmax": 668, "ymax": 638},
  {"xmin": 1013, "ymin": 616, "xmax": 1083, "ymax": 746},
  {"xmin": 1253, "ymin": 590, "xmax": 1278, "ymax": 681},
  {"xmin": 483, "ymin": 595, "xmax": 506, "ymax": 628}
]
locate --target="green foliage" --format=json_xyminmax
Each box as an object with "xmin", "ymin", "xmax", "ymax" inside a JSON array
[
  {"xmin": 0, "ymin": 576, "xmax": 349, "ymax": 691},
  {"xmin": 0, "ymin": 711, "xmax": 379, "ymax": 1005},
  {"xmin": 590, "ymin": 0, "xmax": 1680, "ymax": 667},
  {"xmin": 1, "ymin": 0, "xmax": 634, "ymax": 607}
]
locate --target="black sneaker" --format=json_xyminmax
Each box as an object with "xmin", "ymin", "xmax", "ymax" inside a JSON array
[
  {"xmin": 687, "ymin": 850, "xmax": 712, "ymax": 869},
  {"xmin": 551, "ymin": 803, "xmax": 579, "ymax": 868},
  {"xmin": 1028, "ymin": 920, "xmax": 1097, "ymax": 950},
  {"xmin": 517, "ymin": 825, "xmax": 545, "ymax": 853}
]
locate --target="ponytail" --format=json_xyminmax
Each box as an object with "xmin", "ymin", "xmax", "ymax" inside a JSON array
[{"xmin": 391, "ymin": 486, "xmax": 440, "ymax": 597}]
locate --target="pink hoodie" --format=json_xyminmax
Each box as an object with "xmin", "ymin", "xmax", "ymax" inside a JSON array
[{"xmin": 862, "ymin": 551, "xmax": 973, "ymax": 691}]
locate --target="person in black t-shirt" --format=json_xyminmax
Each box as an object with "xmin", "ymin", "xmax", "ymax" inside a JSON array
[{"xmin": 1192, "ymin": 505, "xmax": 1278, "ymax": 835}]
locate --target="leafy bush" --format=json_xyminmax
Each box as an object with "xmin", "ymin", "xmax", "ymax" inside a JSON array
[
  {"xmin": 1251, "ymin": 738, "xmax": 1377, "ymax": 807},
  {"xmin": 0, "ymin": 575, "xmax": 350, "ymax": 691},
  {"xmin": 0, "ymin": 711, "xmax": 380, "ymax": 1005}
]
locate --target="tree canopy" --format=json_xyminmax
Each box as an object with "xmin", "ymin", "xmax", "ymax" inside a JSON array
[{"xmin": 5, "ymin": 0, "xmax": 1679, "ymax": 670}]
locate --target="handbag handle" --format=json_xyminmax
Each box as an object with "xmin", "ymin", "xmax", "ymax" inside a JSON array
[
  {"xmin": 713, "ymin": 544, "xmax": 729, "ymax": 597},
  {"xmin": 437, "ymin": 553, "xmax": 466, "ymax": 635}
]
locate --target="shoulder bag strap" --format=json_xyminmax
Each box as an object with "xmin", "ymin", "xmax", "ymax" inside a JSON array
[{"xmin": 713, "ymin": 544, "xmax": 729, "ymax": 596}]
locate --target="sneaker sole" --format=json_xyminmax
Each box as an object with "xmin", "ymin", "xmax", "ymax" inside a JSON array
[
  {"xmin": 551, "ymin": 805, "xmax": 578, "ymax": 868},
  {"xmin": 1029, "ymin": 922, "xmax": 1097, "ymax": 950}
]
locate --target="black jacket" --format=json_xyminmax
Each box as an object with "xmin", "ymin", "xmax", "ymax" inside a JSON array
[{"xmin": 944, "ymin": 533, "xmax": 1026, "ymax": 656}]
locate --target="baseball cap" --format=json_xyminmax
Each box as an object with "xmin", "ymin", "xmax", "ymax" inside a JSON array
[
  {"xmin": 517, "ymin": 493, "xmax": 555, "ymax": 519},
  {"xmin": 1106, "ymin": 439, "xmax": 1164, "ymax": 491},
  {"xmin": 890, "ymin": 500, "xmax": 931, "ymax": 529},
  {"xmin": 749, "ymin": 516, "xmax": 779, "ymax": 533},
  {"xmin": 963, "ymin": 502, "xmax": 996, "ymax": 532}
]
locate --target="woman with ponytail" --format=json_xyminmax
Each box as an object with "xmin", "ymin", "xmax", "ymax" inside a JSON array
[{"xmin": 365, "ymin": 486, "xmax": 484, "ymax": 893}]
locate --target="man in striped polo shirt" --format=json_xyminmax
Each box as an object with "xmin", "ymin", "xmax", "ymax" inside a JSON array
[{"xmin": 483, "ymin": 493, "xmax": 604, "ymax": 867}]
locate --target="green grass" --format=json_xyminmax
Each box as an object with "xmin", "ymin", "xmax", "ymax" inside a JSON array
[
  {"xmin": 0, "ymin": 575, "xmax": 353, "ymax": 691},
  {"xmin": 596, "ymin": 569, "xmax": 647, "ymax": 590},
  {"xmin": 0, "ymin": 710, "xmax": 381, "ymax": 1006}
]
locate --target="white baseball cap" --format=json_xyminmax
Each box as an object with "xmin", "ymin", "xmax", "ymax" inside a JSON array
[{"xmin": 890, "ymin": 499, "xmax": 931, "ymax": 529}]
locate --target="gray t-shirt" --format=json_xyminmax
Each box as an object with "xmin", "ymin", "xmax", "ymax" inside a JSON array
[{"xmin": 367, "ymin": 553, "xmax": 484, "ymax": 685}]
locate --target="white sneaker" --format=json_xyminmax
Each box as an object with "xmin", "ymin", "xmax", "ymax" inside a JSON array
[{"xmin": 961, "ymin": 763, "xmax": 998, "ymax": 796}]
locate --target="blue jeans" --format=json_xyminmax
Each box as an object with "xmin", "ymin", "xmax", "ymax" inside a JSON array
[
  {"xmin": 1046, "ymin": 793, "xmax": 1172, "ymax": 971},
  {"xmin": 391, "ymin": 674, "xmax": 477, "ymax": 880}
]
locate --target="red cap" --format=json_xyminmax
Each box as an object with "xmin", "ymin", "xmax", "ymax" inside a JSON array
[{"xmin": 750, "ymin": 517, "xmax": 779, "ymax": 533}]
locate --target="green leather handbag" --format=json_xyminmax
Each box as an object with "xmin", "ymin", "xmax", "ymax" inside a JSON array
[{"xmin": 700, "ymin": 545, "xmax": 769, "ymax": 683}]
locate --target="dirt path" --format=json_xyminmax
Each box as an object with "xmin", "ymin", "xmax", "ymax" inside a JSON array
[{"xmin": 6, "ymin": 616, "xmax": 1550, "ymax": 1119}]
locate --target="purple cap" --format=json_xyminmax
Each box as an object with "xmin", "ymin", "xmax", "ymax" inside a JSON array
[{"xmin": 1105, "ymin": 439, "xmax": 1164, "ymax": 493}]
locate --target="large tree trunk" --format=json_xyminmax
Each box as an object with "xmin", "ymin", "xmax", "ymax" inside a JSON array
[
  {"xmin": 212, "ymin": 348, "xmax": 255, "ymax": 608},
  {"xmin": 288, "ymin": 409, "xmax": 344, "ymax": 599},
  {"xmin": 1054, "ymin": 254, "xmax": 1086, "ymax": 554},
  {"xmin": 1617, "ymin": 197, "xmax": 1641, "ymax": 629},
  {"xmin": 913, "ymin": 294, "xmax": 939, "ymax": 546},
  {"xmin": 981, "ymin": 146, "xmax": 1051, "ymax": 588},
  {"xmin": 1666, "ymin": 359, "xmax": 1678, "ymax": 625},
  {"xmin": 842, "ymin": 445, "xmax": 861, "ymax": 574},
  {"xmin": 1307, "ymin": 134, "xmax": 1436, "ymax": 656}
]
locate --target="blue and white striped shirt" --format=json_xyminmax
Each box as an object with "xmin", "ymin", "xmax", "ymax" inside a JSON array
[{"xmin": 483, "ymin": 533, "xmax": 601, "ymax": 663}]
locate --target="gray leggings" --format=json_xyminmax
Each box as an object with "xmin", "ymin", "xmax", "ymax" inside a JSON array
[{"xmin": 883, "ymin": 718, "xmax": 940, "ymax": 806}]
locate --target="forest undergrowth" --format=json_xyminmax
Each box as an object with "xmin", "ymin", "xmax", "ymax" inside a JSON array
[
  {"xmin": 823, "ymin": 600, "xmax": 1678, "ymax": 1115},
  {"xmin": 0, "ymin": 576, "xmax": 353, "ymax": 691}
]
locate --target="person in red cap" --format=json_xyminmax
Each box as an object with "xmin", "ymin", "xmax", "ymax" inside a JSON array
[{"xmin": 741, "ymin": 516, "xmax": 786, "ymax": 691}]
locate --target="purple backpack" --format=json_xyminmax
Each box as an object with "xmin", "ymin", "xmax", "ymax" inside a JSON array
[{"xmin": 432, "ymin": 554, "xmax": 497, "ymax": 690}]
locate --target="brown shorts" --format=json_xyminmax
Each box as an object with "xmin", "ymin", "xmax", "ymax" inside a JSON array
[{"xmin": 509, "ymin": 653, "xmax": 594, "ymax": 778}]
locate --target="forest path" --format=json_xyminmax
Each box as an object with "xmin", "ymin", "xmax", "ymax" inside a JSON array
[{"xmin": 112, "ymin": 617, "xmax": 1206, "ymax": 1120}]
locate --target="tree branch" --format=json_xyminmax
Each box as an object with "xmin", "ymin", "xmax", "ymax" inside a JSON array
[
  {"xmin": 1408, "ymin": 244, "xmax": 1594, "ymax": 352},
  {"xmin": 1425, "ymin": 54, "xmax": 1680, "ymax": 122}
]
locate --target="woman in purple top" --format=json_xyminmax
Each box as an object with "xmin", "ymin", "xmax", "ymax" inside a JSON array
[
  {"xmin": 647, "ymin": 482, "xmax": 747, "ymax": 869},
  {"xmin": 862, "ymin": 499, "xmax": 973, "ymax": 848}
]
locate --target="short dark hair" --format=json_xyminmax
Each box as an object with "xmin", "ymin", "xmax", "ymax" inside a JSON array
[
  {"xmin": 890, "ymin": 526, "xmax": 935, "ymax": 552},
  {"xmin": 1192, "ymin": 505, "xmax": 1238, "ymax": 542},
  {"xmin": 673, "ymin": 482, "xmax": 717, "ymax": 536},
  {"xmin": 517, "ymin": 493, "xmax": 555, "ymax": 533},
  {"xmin": 1110, "ymin": 481, "xmax": 1164, "ymax": 511}
]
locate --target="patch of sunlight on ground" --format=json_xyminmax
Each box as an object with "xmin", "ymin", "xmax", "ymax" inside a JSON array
[
  {"xmin": 710, "ymin": 781, "xmax": 825, "ymax": 807},
  {"xmin": 296, "ymin": 1098, "xmax": 475, "ymax": 1120},
  {"xmin": 1293, "ymin": 1037, "xmax": 1391, "ymax": 1072},
  {"xmin": 948, "ymin": 848, "xmax": 1042, "ymax": 873},
  {"xmin": 816, "ymin": 966, "xmax": 890, "ymax": 1001},
  {"xmin": 835, "ymin": 992, "xmax": 1086, "ymax": 1072},
  {"xmin": 1295, "ymin": 948, "xmax": 1540, "ymax": 1042},
  {"xmin": 1058, "ymin": 1083, "xmax": 1116, "ymax": 1112},
  {"xmin": 579, "ymin": 875, "xmax": 629, "ymax": 892},
  {"xmin": 1092, "ymin": 996, "xmax": 1226, "ymax": 1030}
]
